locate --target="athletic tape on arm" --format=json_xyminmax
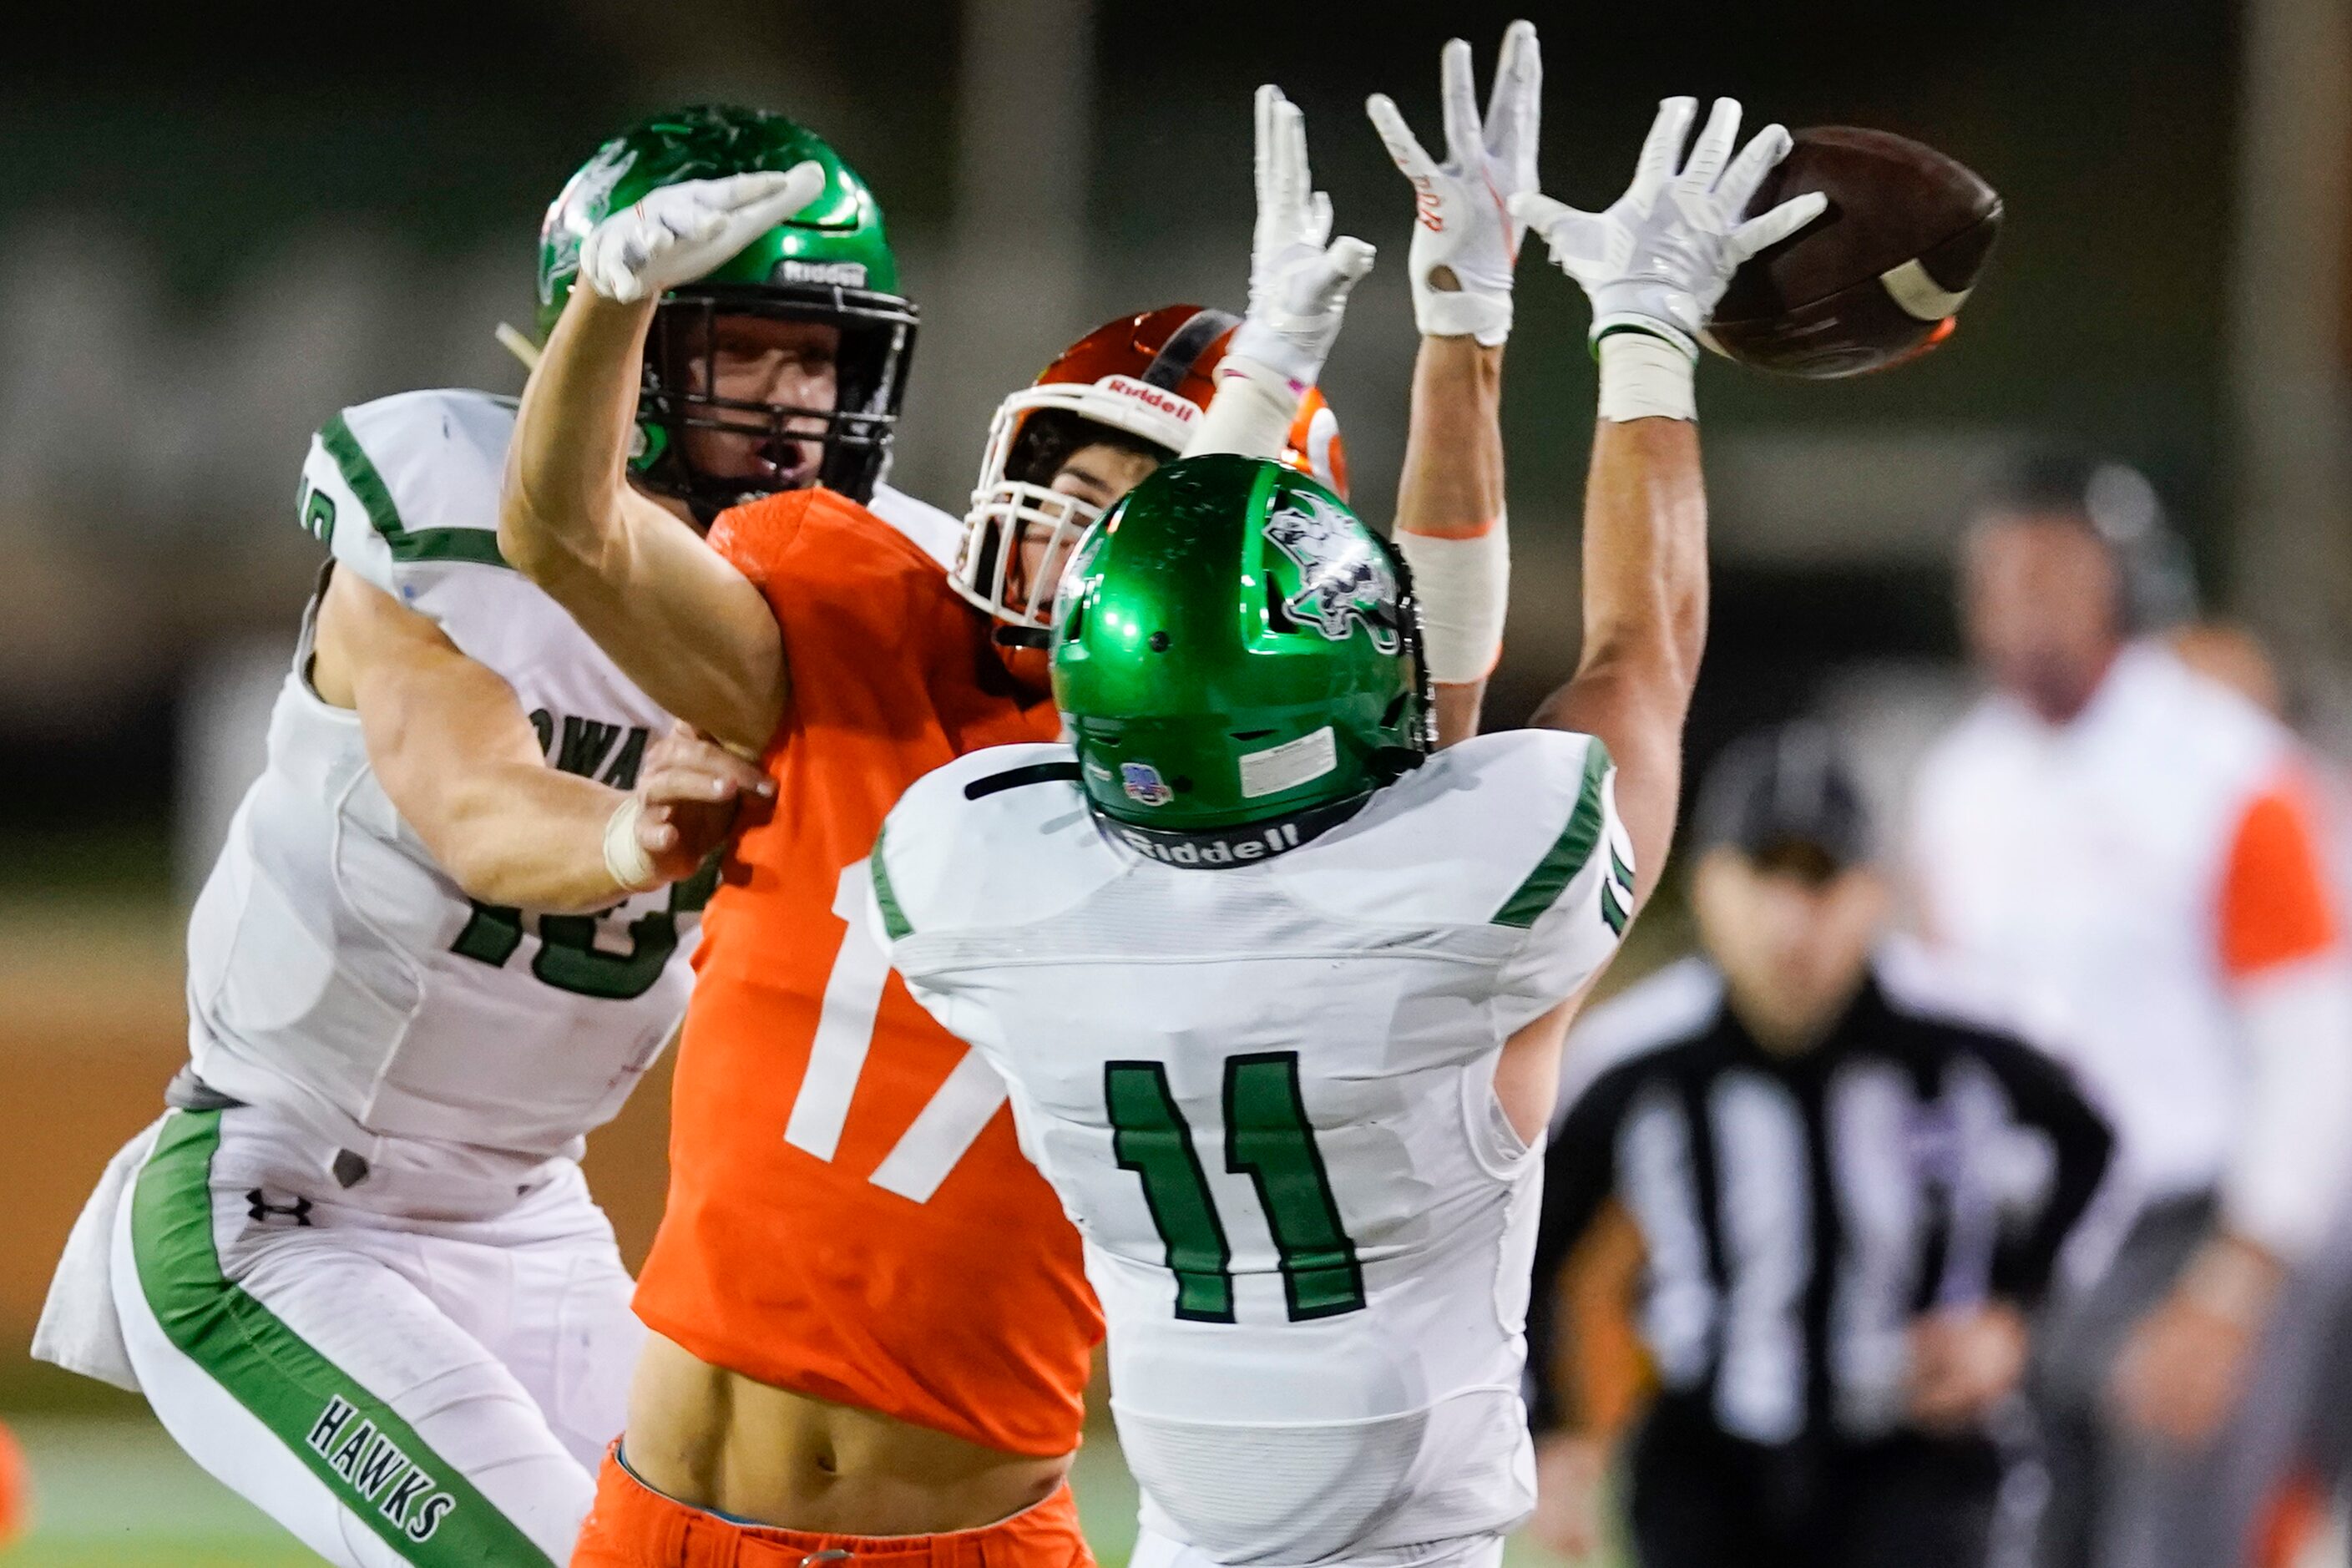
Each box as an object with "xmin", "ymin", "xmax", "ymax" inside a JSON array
[
  {"xmin": 1186, "ymin": 356, "xmax": 1305, "ymax": 463},
  {"xmin": 603, "ymin": 797, "xmax": 658, "ymax": 894},
  {"xmin": 1396, "ymin": 518, "xmax": 1510, "ymax": 684},
  {"xmin": 1596, "ymin": 331, "xmax": 1696, "ymax": 424}
]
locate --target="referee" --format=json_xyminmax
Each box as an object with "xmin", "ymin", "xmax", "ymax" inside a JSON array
[{"xmin": 1526, "ymin": 726, "xmax": 2115, "ymax": 1568}]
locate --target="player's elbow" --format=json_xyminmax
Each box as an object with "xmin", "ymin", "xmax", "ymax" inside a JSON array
[
  {"xmin": 416, "ymin": 803, "xmax": 520, "ymax": 906},
  {"xmin": 496, "ymin": 489, "xmax": 573, "ymax": 588},
  {"xmin": 1571, "ymin": 635, "xmax": 1702, "ymax": 726},
  {"xmin": 495, "ymin": 459, "xmax": 615, "ymax": 594}
]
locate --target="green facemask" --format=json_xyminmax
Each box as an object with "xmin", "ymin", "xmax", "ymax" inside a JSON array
[{"xmin": 535, "ymin": 104, "xmax": 917, "ymax": 511}]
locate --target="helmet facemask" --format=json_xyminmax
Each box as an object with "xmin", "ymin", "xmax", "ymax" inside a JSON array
[
  {"xmin": 636, "ymin": 281, "xmax": 916, "ymax": 522},
  {"xmin": 535, "ymin": 107, "xmax": 916, "ymax": 520},
  {"xmin": 952, "ymin": 303, "xmax": 1351, "ymax": 638},
  {"xmin": 953, "ymin": 399, "xmax": 1184, "ymax": 627}
]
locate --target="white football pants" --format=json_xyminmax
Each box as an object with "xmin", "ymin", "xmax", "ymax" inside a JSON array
[
  {"xmin": 110, "ymin": 1105, "xmax": 643, "ymax": 1566},
  {"xmin": 1128, "ymin": 1527, "xmax": 1506, "ymax": 1568}
]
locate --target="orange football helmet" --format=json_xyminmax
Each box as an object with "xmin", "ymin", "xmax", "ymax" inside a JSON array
[{"xmin": 952, "ymin": 304, "xmax": 1347, "ymax": 625}]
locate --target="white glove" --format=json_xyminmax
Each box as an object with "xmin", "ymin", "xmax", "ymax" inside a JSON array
[
  {"xmin": 1366, "ymin": 21, "xmax": 1541, "ymax": 346},
  {"xmin": 1510, "ymin": 98, "xmax": 1824, "ymax": 357},
  {"xmin": 578, "ymin": 164, "xmax": 827, "ymax": 306},
  {"xmin": 1229, "ymin": 85, "xmax": 1377, "ymax": 388}
]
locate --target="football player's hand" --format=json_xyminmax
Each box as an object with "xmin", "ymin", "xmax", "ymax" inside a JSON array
[
  {"xmin": 579, "ymin": 164, "xmax": 826, "ymax": 306},
  {"xmin": 1231, "ymin": 84, "xmax": 1377, "ymax": 387},
  {"xmin": 610, "ymin": 724, "xmax": 773, "ymax": 890},
  {"xmin": 1510, "ymin": 97, "xmax": 1824, "ymax": 357},
  {"xmin": 1366, "ymin": 21, "xmax": 1540, "ymax": 346},
  {"xmin": 1527, "ymin": 1430, "xmax": 1611, "ymax": 1562}
]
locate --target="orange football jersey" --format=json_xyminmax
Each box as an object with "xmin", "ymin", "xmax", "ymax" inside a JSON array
[{"xmin": 632, "ymin": 486, "xmax": 1100, "ymax": 1459}]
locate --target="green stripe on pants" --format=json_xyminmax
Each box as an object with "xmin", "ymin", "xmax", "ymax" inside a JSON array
[{"xmin": 130, "ymin": 1110, "xmax": 556, "ymax": 1565}]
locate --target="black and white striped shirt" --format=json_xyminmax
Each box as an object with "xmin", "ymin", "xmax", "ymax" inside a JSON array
[{"xmin": 1530, "ymin": 948, "xmax": 2113, "ymax": 1444}]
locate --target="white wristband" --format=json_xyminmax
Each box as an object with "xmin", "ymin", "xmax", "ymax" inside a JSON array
[
  {"xmin": 1395, "ymin": 518, "xmax": 1510, "ymax": 684},
  {"xmin": 1596, "ymin": 330, "xmax": 1697, "ymax": 424},
  {"xmin": 1186, "ymin": 355, "xmax": 1306, "ymax": 463},
  {"xmin": 603, "ymin": 797, "xmax": 659, "ymax": 894},
  {"xmin": 1417, "ymin": 289, "xmax": 1511, "ymax": 347}
]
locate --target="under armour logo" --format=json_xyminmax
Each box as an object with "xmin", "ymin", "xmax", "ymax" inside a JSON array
[{"xmin": 246, "ymin": 1189, "xmax": 314, "ymax": 1227}]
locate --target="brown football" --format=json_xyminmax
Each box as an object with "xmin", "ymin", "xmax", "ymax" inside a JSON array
[{"xmin": 1705, "ymin": 126, "xmax": 2001, "ymax": 378}]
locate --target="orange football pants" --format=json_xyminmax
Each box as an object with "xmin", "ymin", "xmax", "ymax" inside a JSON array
[{"xmin": 570, "ymin": 1449, "xmax": 1095, "ymax": 1568}]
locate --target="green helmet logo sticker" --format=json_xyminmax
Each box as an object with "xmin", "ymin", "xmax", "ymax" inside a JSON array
[{"xmin": 1264, "ymin": 492, "xmax": 1402, "ymax": 653}]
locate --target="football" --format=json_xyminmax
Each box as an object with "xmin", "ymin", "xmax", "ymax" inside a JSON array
[{"xmin": 1705, "ymin": 126, "xmax": 2003, "ymax": 378}]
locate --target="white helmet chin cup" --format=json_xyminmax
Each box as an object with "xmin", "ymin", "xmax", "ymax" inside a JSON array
[{"xmin": 950, "ymin": 377, "xmax": 1201, "ymax": 625}]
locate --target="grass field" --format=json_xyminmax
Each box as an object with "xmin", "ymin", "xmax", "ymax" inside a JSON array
[{"xmin": 1, "ymin": 1413, "xmax": 1593, "ymax": 1566}]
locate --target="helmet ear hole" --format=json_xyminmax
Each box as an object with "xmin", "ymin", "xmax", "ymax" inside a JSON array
[
  {"xmin": 1264, "ymin": 580, "xmax": 1299, "ymax": 635},
  {"xmin": 1061, "ymin": 602, "xmax": 1086, "ymax": 642},
  {"xmin": 1059, "ymin": 454, "xmax": 1410, "ymax": 832}
]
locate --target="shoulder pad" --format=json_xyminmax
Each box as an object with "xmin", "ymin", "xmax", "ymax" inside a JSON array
[
  {"xmin": 874, "ymin": 743, "xmax": 1095, "ymax": 943},
  {"xmin": 867, "ymin": 483, "xmax": 963, "ymax": 572},
  {"xmin": 299, "ymin": 388, "xmax": 517, "ymax": 611},
  {"xmin": 1283, "ymin": 728, "xmax": 1630, "ymax": 930}
]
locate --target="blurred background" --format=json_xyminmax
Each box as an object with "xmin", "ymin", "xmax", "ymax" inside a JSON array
[{"xmin": 0, "ymin": 0, "xmax": 2345, "ymax": 1561}]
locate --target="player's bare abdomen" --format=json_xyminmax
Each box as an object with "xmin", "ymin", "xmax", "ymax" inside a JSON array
[{"xmin": 622, "ymin": 1331, "xmax": 1075, "ymax": 1533}]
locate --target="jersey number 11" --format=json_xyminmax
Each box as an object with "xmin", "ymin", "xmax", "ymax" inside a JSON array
[{"xmin": 1107, "ymin": 1054, "xmax": 1367, "ymax": 1323}]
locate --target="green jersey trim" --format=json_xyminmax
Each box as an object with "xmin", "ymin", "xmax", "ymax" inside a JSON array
[
  {"xmin": 871, "ymin": 832, "xmax": 912, "ymax": 940},
  {"xmin": 319, "ymin": 413, "xmax": 511, "ymax": 570},
  {"xmin": 129, "ymin": 1111, "xmax": 555, "ymax": 1566},
  {"xmin": 1491, "ymin": 738, "xmax": 1613, "ymax": 929}
]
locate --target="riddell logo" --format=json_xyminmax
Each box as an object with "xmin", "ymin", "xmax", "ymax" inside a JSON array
[
  {"xmin": 1100, "ymin": 377, "xmax": 1199, "ymax": 425},
  {"xmin": 774, "ymin": 259, "xmax": 869, "ymax": 287},
  {"xmin": 1115, "ymin": 821, "xmax": 1302, "ymax": 865}
]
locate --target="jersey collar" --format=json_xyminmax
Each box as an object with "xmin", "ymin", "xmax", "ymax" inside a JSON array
[{"xmin": 1093, "ymin": 792, "xmax": 1373, "ymax": 869}]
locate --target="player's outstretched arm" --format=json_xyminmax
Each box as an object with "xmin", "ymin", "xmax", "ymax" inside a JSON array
[
  {"xmin": 312, "ymin": 567, "xmax": 767, "ymax": 913},
  {"xmin": 498, "ymin": 170, "xmax": 822, "ymax": 756},
  {"xmin": 1514, "ymin": 98, "xmax": 1823, "ymax": 896},
  {"xmin": 1368, "ymin": 23, "xmax": 1540, "ymax": 744},
  {"xmin": 1185, "ymin": 85, "xmax": 1375, "ymax": 463}
]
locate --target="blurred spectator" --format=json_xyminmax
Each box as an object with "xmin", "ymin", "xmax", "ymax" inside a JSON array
[
  {"xmin": 1528, "ymin": 725, "xmax": 2114, "ymax": 1568},
  {"xmin": 1909, "ymin": 455, "xmax": 2352, "ymax": 1568},
  {"xmin": 2158, "ymin": 620, "xmax": 2352, "ymax": 1567}
]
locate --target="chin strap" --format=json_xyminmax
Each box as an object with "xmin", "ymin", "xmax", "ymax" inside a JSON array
[{"xmin": 493, "ymin": 322, "xmax": 544, "ymax": 372}]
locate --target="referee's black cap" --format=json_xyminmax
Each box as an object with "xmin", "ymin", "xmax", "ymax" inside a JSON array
[{"xmin": 1693, "ymin": 723, "xmax": 1874, "ymax": 878}]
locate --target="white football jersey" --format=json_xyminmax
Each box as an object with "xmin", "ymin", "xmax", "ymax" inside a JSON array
[
  {"xmin": 872, "ymin": 730, "xmax": 1635, "ymax": 1565},
  {"xmin": 186, "ymin": 386, "xmax": 955, "ymax": 1171}
]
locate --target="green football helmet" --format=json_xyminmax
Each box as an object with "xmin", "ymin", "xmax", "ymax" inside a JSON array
[
  {"xmin": 1054, "ymin": 454, "xmax": 1430, "ymax": 847},
  {"xmin": 537, "ymin": 104, "xmax": 918, "ymax": 513}
]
